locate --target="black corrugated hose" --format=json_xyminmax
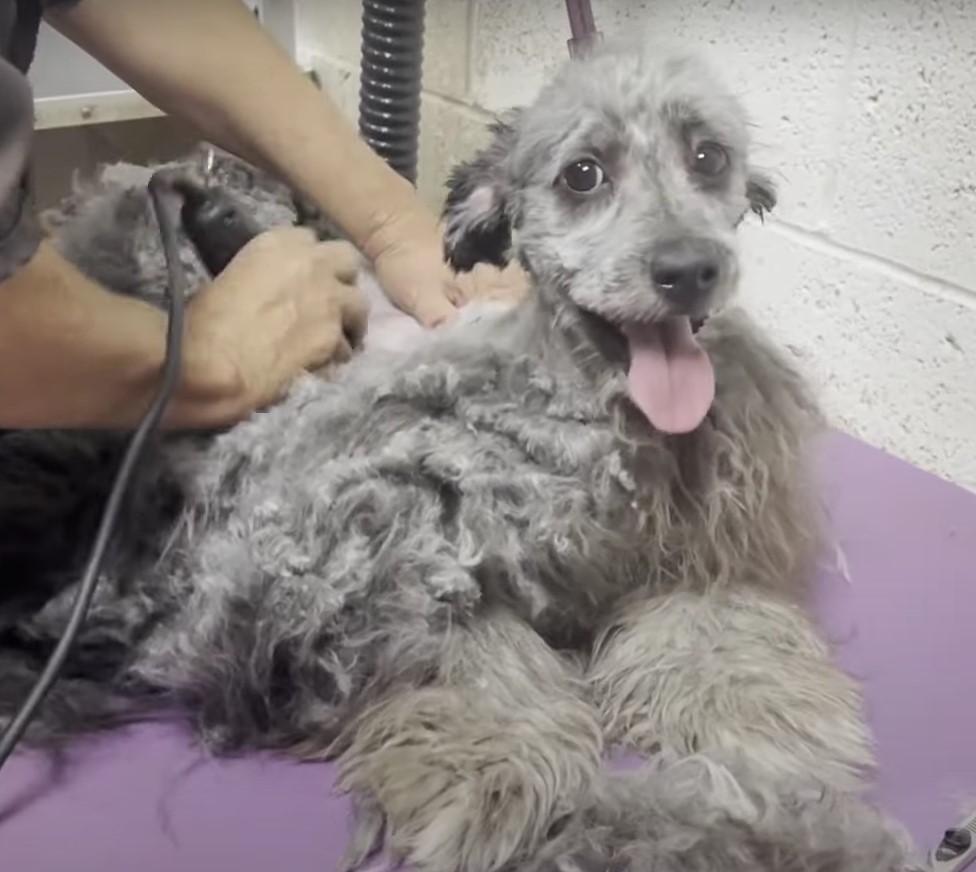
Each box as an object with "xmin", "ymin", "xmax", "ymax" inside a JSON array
[{"xmin": 358, "ymin": 0, "xmax": 426, "ymax": 185}]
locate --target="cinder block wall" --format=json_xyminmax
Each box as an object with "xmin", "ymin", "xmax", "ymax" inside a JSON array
[{"xmin": 296, "ymin": 0, "xmax": 976, "ymax": 493}]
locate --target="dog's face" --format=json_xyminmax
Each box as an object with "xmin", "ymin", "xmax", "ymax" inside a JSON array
[{"xmin": 443, "ymin": 44, "xmax": 776, "ymax": 435}]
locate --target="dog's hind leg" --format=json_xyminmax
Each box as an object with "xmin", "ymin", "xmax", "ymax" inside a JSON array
[
  {"xmin": 587, "ymin": 588, "xmax": 875, "ymax": 792},
  {"xmin": 333, "ymin": 609, "xmax": 602, "ymax": 872}
]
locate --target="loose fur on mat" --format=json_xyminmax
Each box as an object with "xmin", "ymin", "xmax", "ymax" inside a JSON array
[{"xmin": 0, "ymin": 40, "xmax": 917, "ymax": 872}]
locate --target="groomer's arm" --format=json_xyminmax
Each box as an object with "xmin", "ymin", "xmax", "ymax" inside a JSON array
[
  {"xmin": 46, "ymin": 0, "xmax": 464, "ymax": 327},
  {"xmin": 0, "ymin": 34, "xmax": 367, "ymax": 431}
]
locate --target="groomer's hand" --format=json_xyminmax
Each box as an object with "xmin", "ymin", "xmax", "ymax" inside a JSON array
[
  {"xmin": 186, "ymin": 227, "xmax": 369, "ymax": 418},
  {"xmin": 368, "ymin": 220, "xmax": 460, "ymax": 327},
  {"xmin": 369, "ymin": 221, "xmax": 530, "ymax": 327}
]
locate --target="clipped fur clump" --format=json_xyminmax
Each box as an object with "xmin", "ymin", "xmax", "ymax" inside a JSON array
[{"xmin": 0, "ymin": 41, "xmax": 916, "ymax": 872}]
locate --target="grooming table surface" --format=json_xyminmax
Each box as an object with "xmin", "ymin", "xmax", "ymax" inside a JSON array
[{"xmin": 1, "ymin": 432, "xmax": 974, "ymax": 871}]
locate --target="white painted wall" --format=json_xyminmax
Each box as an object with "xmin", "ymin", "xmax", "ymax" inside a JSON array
[
  {"xmin": 311, "ymin": 2, "xmax": 971, "ymax": 493},
  {"xmin": 29, "ymin": 1, "xmax": 295, "ymax": 128}
]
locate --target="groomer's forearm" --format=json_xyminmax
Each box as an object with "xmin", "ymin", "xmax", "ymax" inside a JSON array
[
  {"xmin": 48, "ymin": 0, "xmax": 436, "ymax": 258},
  {"xmin": 0, "ymin": 242, "xmax": 239, "ymax": 430}
]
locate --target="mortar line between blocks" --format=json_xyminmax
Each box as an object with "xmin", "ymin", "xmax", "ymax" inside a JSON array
[{"xmin": 763, "ymin": 219, "xmax": 976, "ymax": 309}]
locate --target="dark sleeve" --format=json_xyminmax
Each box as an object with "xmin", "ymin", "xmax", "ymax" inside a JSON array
[
  {"xmin": 0, "ymin": 1, "xmax": 86, "ymax": 283},
  {"xmin": 0, "ymin": 56, "xmax": 41, "ymax": 284}
]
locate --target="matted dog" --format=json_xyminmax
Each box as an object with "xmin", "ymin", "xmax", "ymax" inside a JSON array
[{"xmin": 0, "ymin": 41, "xmax": 915, "ymax": 872}]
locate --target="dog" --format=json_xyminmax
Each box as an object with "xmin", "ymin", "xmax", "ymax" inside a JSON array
[{"xmin": 0, "ymin": 41, "xmax": 916, "ymax": 872}]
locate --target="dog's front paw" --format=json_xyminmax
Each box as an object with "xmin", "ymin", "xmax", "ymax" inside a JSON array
[
  {"xmin": 335, "ymin": 686, "xmax": 601, "ymax": 872},
  {"xmin": 590, "ymin": 591, "xmax": 875, "ymax": 791}
]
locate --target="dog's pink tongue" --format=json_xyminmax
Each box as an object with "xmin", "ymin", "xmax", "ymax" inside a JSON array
[{"xmin": 624, "ymin": 317, "xmax": 715, "ymax": 434}]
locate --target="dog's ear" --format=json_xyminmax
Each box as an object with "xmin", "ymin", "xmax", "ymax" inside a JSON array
[
  {"xmin": 442, "ymin": 111, "xmax": 521, "ymax": 272},
  {"xmin": 745, "ymin": 171, "xmax": 777, "ymax": 223}
]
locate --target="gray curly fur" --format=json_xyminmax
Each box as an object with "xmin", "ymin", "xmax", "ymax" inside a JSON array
[{"xmin": 0, "ymin": 41, "xmax": 917, "ymax": 872}]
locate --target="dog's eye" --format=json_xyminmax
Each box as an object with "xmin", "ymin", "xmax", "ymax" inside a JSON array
[
  {"xmin": 560, "ymin": 159, "xmax": 605, "ymax": 194},
  {"xmin": 691, "ymin": 143, "xmax": 729, "ymax": 177}
]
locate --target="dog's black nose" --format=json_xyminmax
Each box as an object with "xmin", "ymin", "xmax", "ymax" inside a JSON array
[{"xmin": 651, "ymin": 240, "xmax": 722, "ymax": 307}]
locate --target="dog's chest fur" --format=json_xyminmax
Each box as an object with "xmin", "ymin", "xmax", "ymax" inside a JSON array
[{"xmin": 153, "ymin": 303, "xmax": 820, "ymax": 666}]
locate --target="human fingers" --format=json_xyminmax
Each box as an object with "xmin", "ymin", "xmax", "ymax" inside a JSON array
[
  {"xmin": 314, "ymin": 239, "xmax": 363, "ymax": 285},
  {"xmin": 335, "ymin": 280, "xmax": 371, "ymax": 349}
]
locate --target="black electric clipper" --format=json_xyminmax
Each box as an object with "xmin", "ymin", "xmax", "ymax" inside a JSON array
[{"xmin": 174, "ymin": 177, "xmax": 263, "ymax": 276}]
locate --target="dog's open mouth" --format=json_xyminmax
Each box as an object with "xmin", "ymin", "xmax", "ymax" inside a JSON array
[{"xmin": 622, "ymin": 315, "xmax": 715, "ymax": 435}]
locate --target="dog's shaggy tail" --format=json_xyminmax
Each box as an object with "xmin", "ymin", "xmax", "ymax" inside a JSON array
[
  {"xmin": 0, "ymin": 641, "xmax": 160, "ymax": 747},
  {"xmin": 0, "ymin": 554, "xmax": 175, "ymax": 748},
  {"xmin": 0, "ymin": 429, "xmax": 188, "ymax": 745},
  {"xmin": 0, "ymin": 425, "xmax": 193, "ymax": 620},
  {"xmin": 0, "ymin": 430, "xmax": 131, "ymax": 627}
]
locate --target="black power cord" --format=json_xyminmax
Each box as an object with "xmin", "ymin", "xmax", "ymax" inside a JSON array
[{"xmin": 0, "ymin": 169, "xmax": 257, "ymax": 773}]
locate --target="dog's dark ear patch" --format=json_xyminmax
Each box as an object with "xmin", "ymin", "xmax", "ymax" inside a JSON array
[
  {"xmin": 442, "ymin": 112, "xmax": 521, "ymax": 272},
  {"xmin": 746, "ymin": 172, "xmax": 777, "ymax": 223},
  {"xmin": 442, "ymin": 178, "xmax": 511, "ymax": 272}
]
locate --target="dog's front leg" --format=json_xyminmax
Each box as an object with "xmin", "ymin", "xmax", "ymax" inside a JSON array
[
  {"xmin": 587, "ymin": 588, "xmax": 875, "ymax": 792},
  {"xmin": 335, "ymin": 609, "xmax": 602, "ymax": 872}
]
